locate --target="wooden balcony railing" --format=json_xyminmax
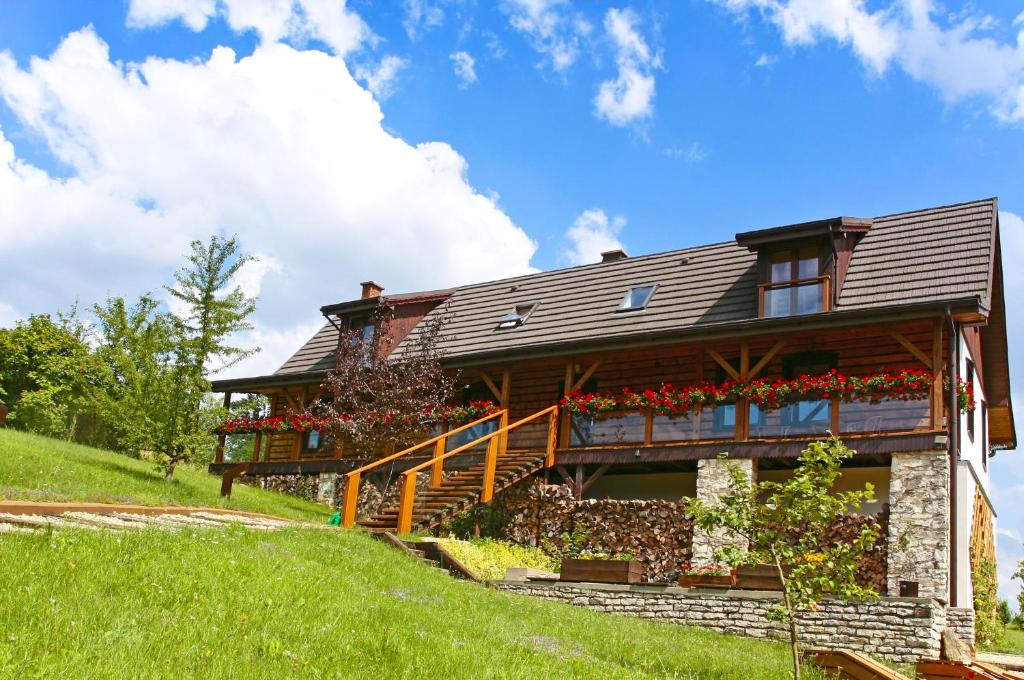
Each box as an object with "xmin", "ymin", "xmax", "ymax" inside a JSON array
[
  {"xmin": 757, "ymin": 275, "xmax": 831, "ymax": 318},
  {"xmin": 566, "ymin": 395, "xmax": 932, "ymax": 449}
]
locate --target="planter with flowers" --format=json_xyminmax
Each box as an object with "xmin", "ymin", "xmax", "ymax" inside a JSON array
[
  {"xmin": 678, "ymin": 563, "xmax": 737, "ymax": 588},
  {"xmin": 559, "ymin": 552, "xmax": 642, "ymax": 585}
]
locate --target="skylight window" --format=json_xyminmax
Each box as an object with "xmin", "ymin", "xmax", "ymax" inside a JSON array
[
  {"xmin": 495, "ymin": 302, "xmax": 539, "ymax": 331},
  {"xmin": 618, "ymin": 285, "xmax": 657, "ymax": 312}
]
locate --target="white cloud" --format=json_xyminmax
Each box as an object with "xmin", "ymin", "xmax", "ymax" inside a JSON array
[
  {"xmin": 354, "ymin": 55, "xmax": 408, "ymax": 100},
  {"xmin": 564, "ymin": 208, "xmax": 626, "ymax": 265},
  {"xmin": 501, "ymin": 0, "xmax": 592, "ymax": 74},
  {"xmin": 127, "ymin": 0, "xmax": 372, "ymax": 56},
  {"xmin": 594, "ymin": 7, "xmax": 661, "ymax": 127},
  {"xmin": 449, "ymin": 51, "xmax": 478, "ymax": 88},
  {"xmin": 713, "ymin": 0, "xmax": 1024, "ymax": 122},
  {"xmin": 0, "ymin": 27, "xmax": 537, "ymax": 378},
  {"xmin": 754, "ymin": 52, "xmax": 776, "ymax": 66},
  {"xmin": 402, "ymin": 0, "xmax": 445, "ymax": 40},
  {"xmin": 663, "ymin": 142, "xmax": 709, "ymax": 163}
]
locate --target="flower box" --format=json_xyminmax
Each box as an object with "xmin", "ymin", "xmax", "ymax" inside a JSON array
[
  {"xmin": 678, "ymin": 571, "xmax": 736, "ymax": 588},
  {"xmin": 734, "ymin": 564, "xmax": 783, "ymax": 591},
  {"xmin": 559, "ymin": 558, "xmax": 642, "ymax": 585}
]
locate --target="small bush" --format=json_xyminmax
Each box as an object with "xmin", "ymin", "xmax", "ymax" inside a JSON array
[{"xmin": 434, "ymin": 537, "xmax": 558, "ymax": 580}]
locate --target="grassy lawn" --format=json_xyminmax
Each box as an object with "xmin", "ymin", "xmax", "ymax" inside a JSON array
[
  {"xmin": 0, "ymin": 526, "xmax": 824, "ymax": 679},
  {"xmin": 984, "ymin": 623, "xmax": 1024, "ymax": 655},
  {"xmin": 0, "ymin": 429, "xmax": 329, "ymax": 522}
]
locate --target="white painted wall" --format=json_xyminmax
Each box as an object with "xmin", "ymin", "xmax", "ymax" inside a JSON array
[{"xmin": 954, "ymin": 329, "xmax": 993, "ymax": 607}]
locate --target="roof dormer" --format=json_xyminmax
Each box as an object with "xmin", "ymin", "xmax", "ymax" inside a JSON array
[{"xmin": 736, "ymin": 216, "xmax": 872, "ymax": 319}]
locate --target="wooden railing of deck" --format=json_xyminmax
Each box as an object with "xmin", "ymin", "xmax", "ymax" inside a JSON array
[
  {"xmin": 394, "ymin": 405, "xmax": 559, "ymax": 534},
  {"xmin": 340, "ymin": 409, "xmax": 509, "ymax": 528}
]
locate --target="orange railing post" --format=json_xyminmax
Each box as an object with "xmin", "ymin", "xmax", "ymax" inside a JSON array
[
  {"xmin": 430, "ymin": 435, "xmax": 446, "ymax": 488},
  {"xmin": 397, "ymin": 471, "xmax": 419, "ymax": 534},
  {"xmin": 481, "ymin": 434, "xmax": 499, "ymax": 503},
  {"xmin": 545, "ymin": 406, "xmax": 558, "ymax": 467},
  {"xmin": 341, "ymin": 471, "xmax": 361, "ymax": 528},
  {"xmin": 498, "ymin": 410, "xmax": 509, "ymax": 455}
]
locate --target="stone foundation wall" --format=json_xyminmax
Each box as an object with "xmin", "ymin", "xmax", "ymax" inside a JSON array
[
  {"xmin": 691, "ymin": 458, "xmax": 754, "ymax": 566},
  {"xmin": 887, "ymin": 451, "xmax": 949, "ymax": 600},
  {"xmin": 494, "ymin": 480, "xmax": 694, "ymax": 583},
  {"xmin": 946, "ymin": 607, "xmax": 975, "ymax": 646},
  {"xmin": 496, "ymin": 580, "xmax": 946, "ymax": 663}
]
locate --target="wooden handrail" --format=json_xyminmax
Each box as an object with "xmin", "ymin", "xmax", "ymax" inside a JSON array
[
  {"xmin": 340, "ymin": 409, "xmax": 507, "ymax": 528},
  {"xmin": 395, "ymin": 405, "xmax": 559, "ymax": 534}
]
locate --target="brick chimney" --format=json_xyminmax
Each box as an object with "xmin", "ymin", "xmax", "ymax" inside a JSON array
[
  {"xmin": 600, "ymin": 249, "xmax": 628, "ymax": 263},
  {"xmin": 360, "ymin": 280, "xmax": 384, "ymax": 299}
]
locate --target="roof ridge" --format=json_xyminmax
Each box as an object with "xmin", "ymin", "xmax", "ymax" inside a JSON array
[{"xmin": 872, "ymin": 196, "xmax": 997, "ymax": 221}]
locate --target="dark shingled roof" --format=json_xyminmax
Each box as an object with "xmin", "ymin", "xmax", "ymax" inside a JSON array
[{"xmin": 276, "ymin": 198, "xmax": 998, "ymax": 371}]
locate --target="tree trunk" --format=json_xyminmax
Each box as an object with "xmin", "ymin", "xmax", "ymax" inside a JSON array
[
  {"xmin": 772, "ymin": 552, "xmax": 801, "ymax": 680},
  {"xmin": 164, "ymin": 457, "xmax": 178, "ymax": 483}
]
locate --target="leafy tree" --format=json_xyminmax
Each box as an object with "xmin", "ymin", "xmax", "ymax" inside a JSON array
[
  {"xmin": 687, "ymin": 437, "xmax": 882, "ymax": 680},
  {"xmin": 0, "ymin": 311, "xmax": 105, "ymax": 439},
  {"xmin": 157, "ymin": 235, "xmax": 259, "ymax": 481},
  {"xmin": 312, "ymin": 300, "xmax": 455, "ymax": 460},
  {"xmin": 1014, "ymin": 560, "xmax": 1024, "ymax": 624},
  {"xmin": 91, "ymin": 294, "xmax": 178, "ymax": 456}
]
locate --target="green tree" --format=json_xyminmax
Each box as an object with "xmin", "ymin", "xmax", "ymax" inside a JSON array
[
  {"xmin": 0, "ymin": 311, "xmax": 105, "ymax": 439},
  {"xmin": 158, "ymin": 235, "xmax": 258, "ymax": 480},
  {"xmin": 91, "ymin": 295, "xmax": 177, "ymax": 456},
  {"xmin": 1014, "ymin": 560, "xmax": 1024, "ymax": 624},
  {"xmin": 688, "ymin": 437, "xmax": 882, "ymax": 680}
]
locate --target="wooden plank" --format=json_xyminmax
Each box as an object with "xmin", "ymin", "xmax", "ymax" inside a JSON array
[
  {"xmin": 580, "ymin": 463, "xmax": 611, "ymax": 495},
  {"xmin": 889, "ymin": 328, "xmax": 934, "ymax": 369},
  {"xmin": 480, "ymin": 372, "xmax": 502, "ymax": 402},
  {"xmin": 748, "ymin": 340, "xmax": 785, "ymax": 380},
  {"xmin": 708, "ymin": 350, "xmax": 740, "ymax": 381},
  {"xmin": 573, "ymin": 359, "xmax": 603, "ymax": 391}
]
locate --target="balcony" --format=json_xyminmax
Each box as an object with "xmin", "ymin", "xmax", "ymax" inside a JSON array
[{"xmin": 567, "ymin": 395, "xmax": 931, "ymax": 449}]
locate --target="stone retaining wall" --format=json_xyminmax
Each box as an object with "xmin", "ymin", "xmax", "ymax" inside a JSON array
[
  {"xmin": 946, "ymin": 607, "xmax": 976, "ymax": 646},
  {"xmin": 495, "ymin": 580, "xmax": 946, "ymax": 663}
]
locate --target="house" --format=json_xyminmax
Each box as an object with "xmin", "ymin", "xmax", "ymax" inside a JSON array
[{"xmin": 211, "ymin": 197, "xmax": 1011, "ymax": 637}]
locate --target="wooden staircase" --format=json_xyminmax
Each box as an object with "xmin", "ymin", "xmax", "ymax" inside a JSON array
[
  {"xmin": 358, "ymin": 450, "xmax": 548, "ymax": 532},
  {"xmin": 341, "ymin": 405, "xmax": 559, "ymax": 534}
]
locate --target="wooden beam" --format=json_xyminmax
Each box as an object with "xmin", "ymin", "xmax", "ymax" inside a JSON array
[
  {"xmin": 559, "ymin": 359, "xmax": 575, "ymax": 449},
  {"xmin": 708, "ymin": 350, "xmax": 740, "ymax": 381},
  {"xmin": 573, "ymin": 359, "xmax": 603, "ymax": 391},
  {"xmin": 555, "ymin": 465, "xmax": 574, "ymax": 487},
  {"xmin": 499, "ymin": 369, "xmax": 512, "ymax": 407},
  {"xmin": 748, "ymin": 341, "xmax": 786, "ymax": 380},
  {"xmin": 931, "ymin": 319, "xmax": 943, "ymax": 429},
  {"xmin": 580, "ymin": 463, "xmax": 611, "ymax": 495},
  {"xmin": 574, "ymin": 465, "xmax": 584, "ymax": 501},
  {"xmin": 479, "ymin": 372, "xmax": 502, "ymax": 402},
  {"xmin": 282, "ymin": 388, "xmax": 301, "ymax": 413},
  {"xmin": 740, "ymin": 343, "xmax": 750, "ymax": 382},
  {"xmin": 889, "ymin": 328, "xmax": 934, "ymax": 369}
]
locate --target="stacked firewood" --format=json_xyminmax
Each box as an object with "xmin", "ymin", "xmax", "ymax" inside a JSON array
[
  {"xmin": 497, "ymin": 480, "xmax": 695, "ymax": 583},
  {"xmin": 822, "ymin": 509, "xmax": 889, "ymax": 593}
]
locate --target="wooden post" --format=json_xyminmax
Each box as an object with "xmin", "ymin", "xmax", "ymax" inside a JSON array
[
  {"xmin": 397, "ymin": 472, "xmax": 419, "ymax": 534},
  {"xmin": 830, "ymin": 396, "xmax": 841, "ymax": 434},
  {"xmin": 290, "ymin": 432, "xmax": 302, "ymax": 460},
  {"xmin": 644, "ymin": 409, "xmax": 654, "ymax": 445},
  {"xmin": 574, "ymin": 465, "xmax": 584, "ymax": 501},
  {"xmin": 499, "ymin": 368, "xmax": 511, "ymax": 452},
  {"xmin": 342, "ymin": 472, "xmax": 360, "ymax": 527},
  {"xmin": 738, "ymin": 343, "xmax": 750, "ymax": 441},
  {"xmin": 430, "ymin": 436, "xmax": 446, "ymax": 488},
  {"xmin": 481, "ymin": 435, "xmax": 499, "ymax": 503},
  {"xmin": 251, "ymin": 431, "xmax": 262, "ymax": 463},
  {"xmin": 215, "ymin": 391, "xmax": 232, "ymax": 464},
  {"xmin": 558, "ymin": 359, "xmax": 575, "ymax": 449},
  {"xmin": 545, "ymin": 407, "xmax": 558, "ymax": 468},
  {"xmin": 932, "ymin": 319, "xmax": 943, "ymax": 429},
  {"xmin": 498, "ymin": 410, "xmax": 509, "ymax": 455}
]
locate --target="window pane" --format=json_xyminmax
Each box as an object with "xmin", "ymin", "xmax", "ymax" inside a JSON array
[
  {"xmin": 798, "ymin": 256, "xmax": 818, "ymax": 279},
  {"xmin": 770, "ymin": 258, "xmax": 791, "ymax": 283},
  {"xmin": 796, "ymin": 281, "xmax": 823, "ymax": 314},
  {"xmin": 749, "ymin": 400, "xmax": 830, "ymax": 438},
  {"xmin": 765, "ymin": 287, "xmax": 791, "ymax": 317},
  {"xmin": 307, "ymin": 430, "xmax": 320, "ymax": 449},
  {"xmin": 620, "ymin": 285, "xmax": 655, "ymax": 310},
  {"xmin": 361, "ymin": 324, "xmax": 375, "ymax": 344}
]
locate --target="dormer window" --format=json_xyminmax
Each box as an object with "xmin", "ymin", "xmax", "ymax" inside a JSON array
[
  {"xmin": 495, "ymin": 302, "xmax": 539, "ymax": 331},
  {"xmin": 760, "ymin": 245, "xmax": 828, "ymax": 318},
  {"xmin": 618, "ymin": 284, "xmax": 657, "ymax": 312}
]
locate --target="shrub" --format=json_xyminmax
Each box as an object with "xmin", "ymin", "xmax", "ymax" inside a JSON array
[{"xmin": 434, "ymin": 537, "xmax": 558, "ymax": 580}]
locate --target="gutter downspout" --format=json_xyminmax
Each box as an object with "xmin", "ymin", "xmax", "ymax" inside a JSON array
[{"xmin": 946, "ymin": 306, "xmax": 959, "ymax": 607}]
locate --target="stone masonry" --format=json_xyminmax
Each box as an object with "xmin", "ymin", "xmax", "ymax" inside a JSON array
[
  {"xmin": 691, "ymin": 458, "xmax": 754, "ymax": 566},
  {"xmin": 946, "ymin": 607, "xmax": 976, "ymax": 646},
  {"xmin": 496, "ymin": 580, "xmax": 946, "ymax": 663},
  {"xmin": 887, "ymin": 451, "xmax": 949, "ymax": 600}
]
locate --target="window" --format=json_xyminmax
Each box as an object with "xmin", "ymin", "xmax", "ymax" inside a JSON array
[
  {"xmin": 760, "ymin": 245, "xmax": 827, "ymax": 318},
  {"xmin": 495, "ymin": 302, "xmax": 539, "ymax": 331},
  {"xmin": 303, "ymin": 429, "xmax": 322, "ymax": 454},
  {"xmin": 966, "ymin": 358, "xmax": 975, "ymax": 442},
  {"xmin": 618, "ymin": 284, "xmax": 657, "ymax": 312},
  {"xmin": 347, "ymin": 315, "xmax": 375, "ymax": 347}
]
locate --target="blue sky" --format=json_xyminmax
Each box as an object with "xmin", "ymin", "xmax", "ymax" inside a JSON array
[{"xmin": 2, "ymin": 0, "xmax": 1024, "ymax": 606}]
